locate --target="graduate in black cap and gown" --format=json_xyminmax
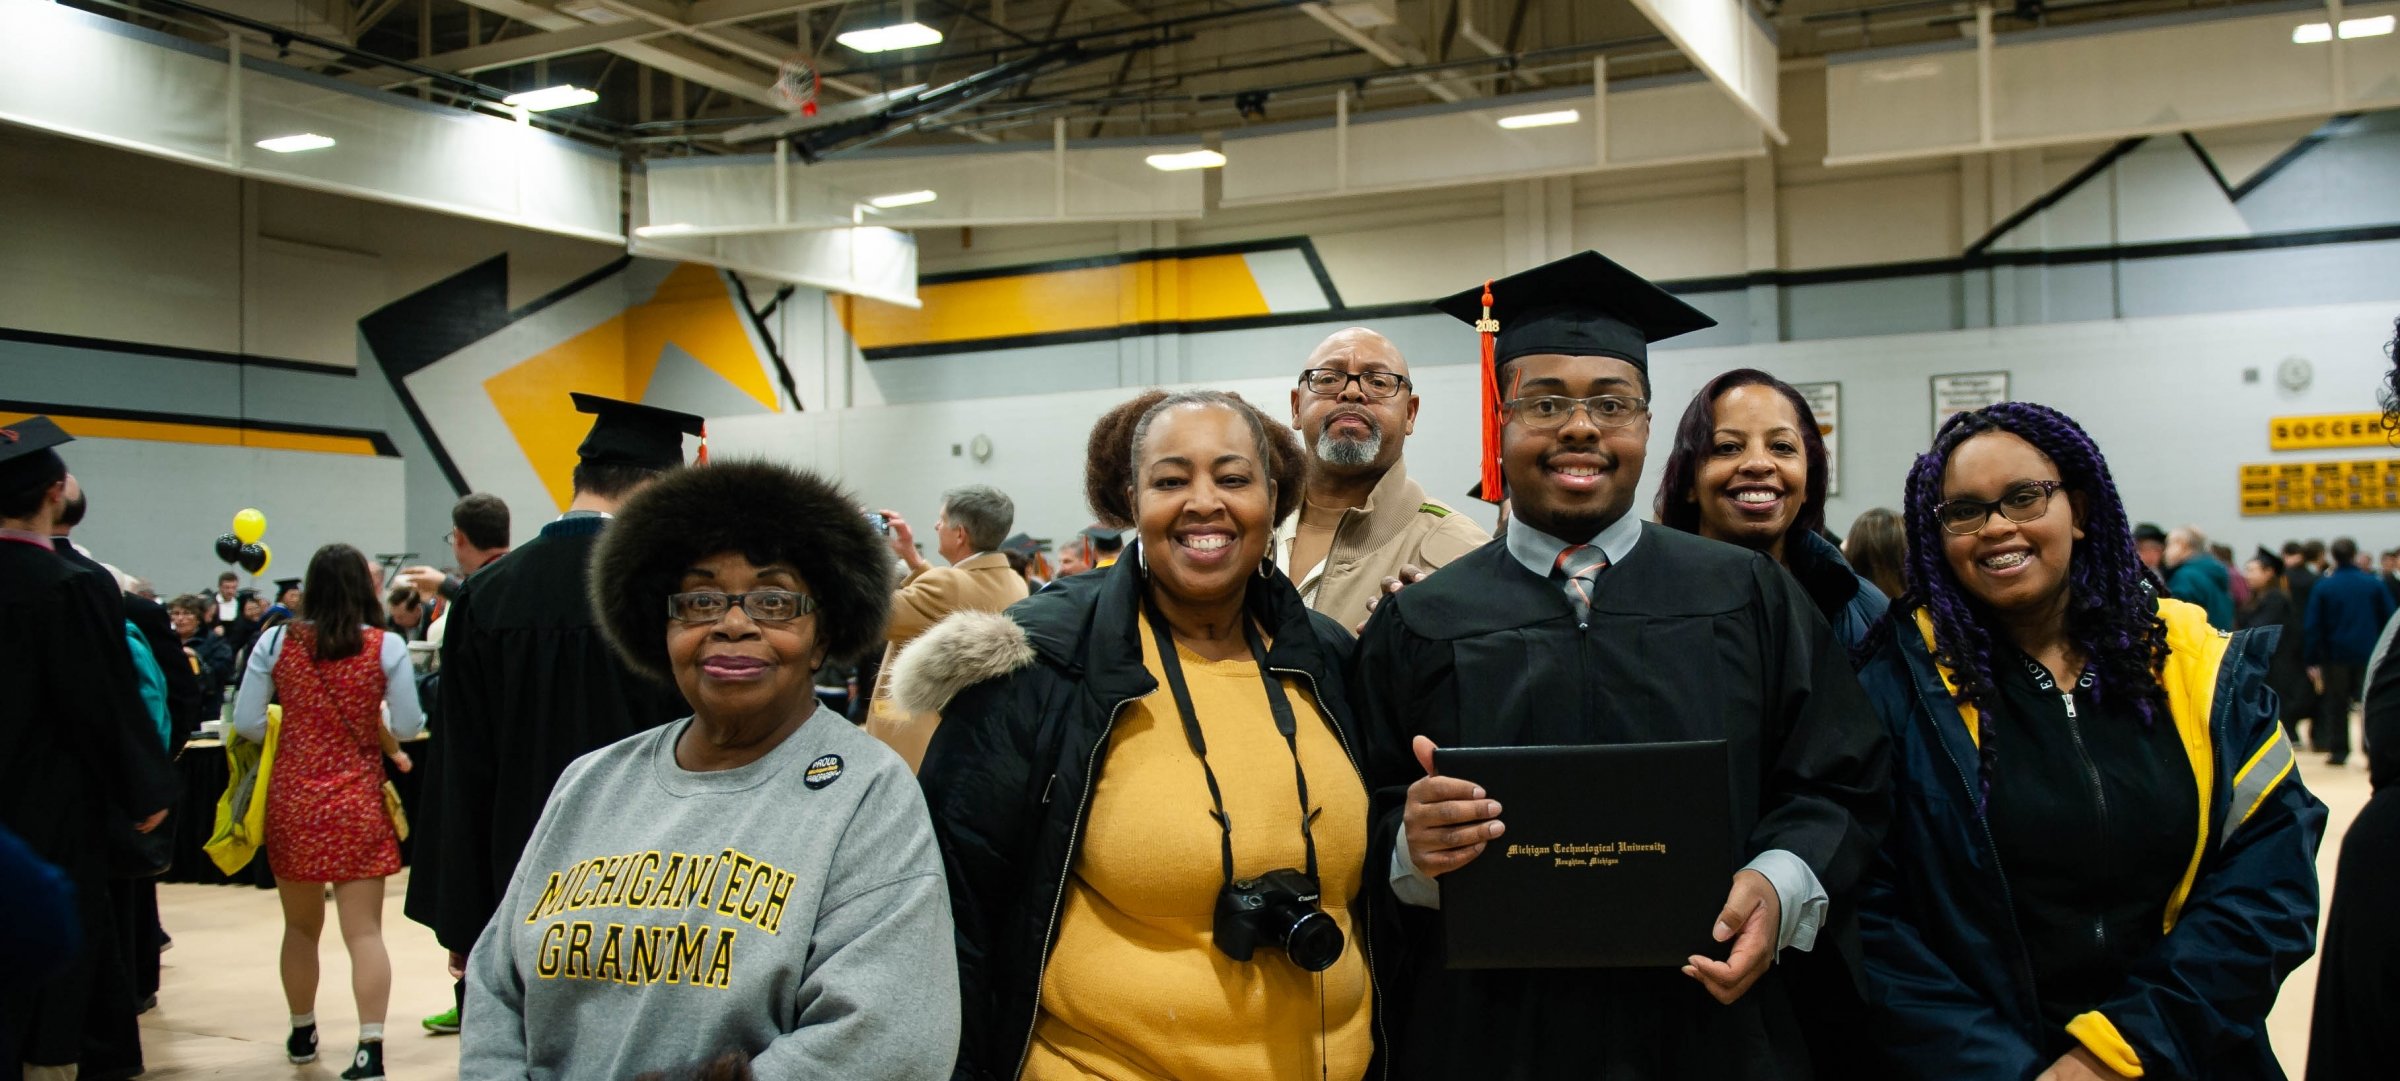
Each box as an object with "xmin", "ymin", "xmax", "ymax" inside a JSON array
[
  {"xmin": 1351, "ymin": 252, "xmax": 1890, "ymax": 1080},
  {"xmin": 0, "ymin": 418, "xmax": 178, "ymax": 1079},
  {"xmin": 407, "ymin": 394, "xmax": 696, "ymax": 1019}
]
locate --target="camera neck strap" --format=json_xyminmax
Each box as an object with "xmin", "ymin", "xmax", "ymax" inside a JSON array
[{"xmin": 1140, "ymin": 595, "xmax": 1319, "ymax": 886}]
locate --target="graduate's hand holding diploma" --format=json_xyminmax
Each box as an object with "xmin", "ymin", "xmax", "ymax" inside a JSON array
[
  {"xmin": 1681, "ymin": 869, "xmax": 1779, "ymax": 1003},
  {"xmin": 1403, "ymin": 736, "xmax": 1504, "ymax": 875}
]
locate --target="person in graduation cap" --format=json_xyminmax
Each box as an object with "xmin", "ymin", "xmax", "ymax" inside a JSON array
[
  {"xmin": 0, "ymin": 417, "xmax": 178, "ymax": 1081},
  {"xmin": 406, "ymin": 393, "xmax": 697, "ymax": 1037},
  {"xmin": 1350, "ymin": 252, "xmax": 1891, "ymax": 1080}
]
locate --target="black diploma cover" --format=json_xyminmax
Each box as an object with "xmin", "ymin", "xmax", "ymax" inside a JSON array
[{"xmin": 1432, "ymin": 740, "xmax": 1732, "ymax": 969}]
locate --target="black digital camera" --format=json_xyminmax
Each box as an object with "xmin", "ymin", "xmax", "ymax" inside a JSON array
[{"xmin": 1214, "ymin": 867, "xmax": 1344, "ymax": 972}]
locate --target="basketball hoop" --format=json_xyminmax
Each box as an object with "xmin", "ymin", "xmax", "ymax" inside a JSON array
[{"xmin": 774, "ymin": 53, "xmax": 821, "ymax": 116}]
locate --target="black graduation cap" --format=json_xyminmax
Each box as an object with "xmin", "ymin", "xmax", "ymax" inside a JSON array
[
  {"xmin": 1431, "ymin": 250, "xmax": 1716, "ymax": 371},
  {"xmin": 0, "ymin": 415, "xmax": 73, "ymax": 489},
  {"xmin": 1431, "ymin": 251, "xmax": 1716, "ymax": 499},
  {"xmin": 1000, "ymin": 532, "xmax": 1050, "ymax": 557},
  {"xmin": 570, "ymin": 393, "xmax": 706, "ymax": 470},
  {"xmin": 2252, "ymin": 546, "xmax": 2284, "ymax": 576},
  {"xmin": 274, "ymin": 578, "xmax": 302, "ymax": 594}
]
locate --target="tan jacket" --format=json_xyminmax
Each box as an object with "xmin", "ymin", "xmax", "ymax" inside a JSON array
[
  {"xmin": 1274, "ymin": 460, "xmax": 1490, "ymax": 631},
  {"xmin": 866, "ymin": 550, "xmax": 1029, "ymax": 770}
]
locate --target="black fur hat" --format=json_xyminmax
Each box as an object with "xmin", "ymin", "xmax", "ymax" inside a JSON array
[{"xmin": 589, "ymin": 458, "xmax": 893, "ymax": 684}]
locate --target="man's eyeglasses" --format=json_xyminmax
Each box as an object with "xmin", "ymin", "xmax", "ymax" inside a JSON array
[
  {"xmin": 1935, "ymin": 480, "xmax": 2065, "ymax": 535},
  {"xmin": 1299, "ymin": 368, "xmax": 1410, "ymax": 399},
  {"xmin": 1503, "ymin": 394, "xmax": 1648, "ymax": 430},
  {"xmin": 667, "ymin": 590, "xmax": 820, "ymax": 624}
]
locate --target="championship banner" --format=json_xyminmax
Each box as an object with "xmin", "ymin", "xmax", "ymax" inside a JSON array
[{"xmin": 2240, "ymin": 459, "xmax": 2400, "ymax": 516}]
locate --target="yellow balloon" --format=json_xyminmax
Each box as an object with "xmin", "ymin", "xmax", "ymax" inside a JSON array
[
  {"xmin": 254, "ymin": 543, "xmax": 271, "ymax": 577},
  {"xmin": 232, "ymin": 507, "xmax": 267, "ymax": 544}
]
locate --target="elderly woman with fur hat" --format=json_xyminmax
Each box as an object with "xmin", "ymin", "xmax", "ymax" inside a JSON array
[
  {"xmin": 460, "ymin": 460, "xmax": 960, "ymax": 1081},
  {"xmin": 894, "ymin": 389, "xmax": 1377, "ymax": 1081}
]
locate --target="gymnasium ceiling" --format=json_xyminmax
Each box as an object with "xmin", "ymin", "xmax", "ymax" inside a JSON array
[{"xmin": 78, "ymin": 0, "xmax": 2295, "ymax": 154}]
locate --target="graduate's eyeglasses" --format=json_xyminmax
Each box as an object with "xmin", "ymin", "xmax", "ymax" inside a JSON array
[
  {"xmin": 1504, "ymin": 394, "xmax": 1648, "ymax": 430},
  {"xmin": 667, "ymin": 590, "xmax": 819, "ymax": 623},
  {"xmin": 1935, "ymin": 480, "xmax": 2064, "ymax": 535},
  {"xmin": 1299, "ymin": 368, "xmax": 1410, "ymax": 399}
]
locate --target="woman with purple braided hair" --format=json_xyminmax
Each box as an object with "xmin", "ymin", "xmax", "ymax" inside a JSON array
[{"xmin": 1851, "ymin": 400, "xmax": 2325, "ymax": 1081}]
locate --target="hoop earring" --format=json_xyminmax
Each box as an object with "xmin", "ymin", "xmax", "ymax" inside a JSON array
[
  {"xmin": 1136, "ymin": 540, "xmax": 1148, "ymax": 576},
  {"xmin": 1257, "ymin": 556, "xmax": 1275, "ymax": 580}
]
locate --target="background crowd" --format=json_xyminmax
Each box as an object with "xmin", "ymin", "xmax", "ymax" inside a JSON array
[{"xmin": 2, "ymin": 251, "xmax": 2395, "ymax": 1081}]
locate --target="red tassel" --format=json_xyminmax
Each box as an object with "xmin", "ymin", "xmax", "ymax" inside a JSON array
[
  {"xmin": 1476, "ymin": 280, "xmax": 1503, "ymax": 501},
  {"xmin": 696, "ymin": 423, "xmax": 709, "ymax": 465}
]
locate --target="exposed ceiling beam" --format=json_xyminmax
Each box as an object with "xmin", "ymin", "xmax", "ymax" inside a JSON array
[
  {"xmin": 599, "ymin": 0, "xmax": 875, "ymax": 97},
  {"xmin": 1296, "ymin": 2, "xmax": 1469, "ymax": 103},
  {"xmin": 420, "ymin": 21, "xmax": 669, "ymax": 74},
  {"xmin": 683, "ymin": 0, "xmax": 848, "ymax": 30},
  {"xmin": 440, "ymin": 0, "xmax": 789, "ymax": 108}
]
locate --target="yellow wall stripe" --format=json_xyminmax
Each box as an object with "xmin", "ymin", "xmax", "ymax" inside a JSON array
[
  {"xmin": 0, "ymin": 411, "xmax": 384, "ymax": 458},
  {"xmin": 839, "ymin": 252, "xmax": 1274, "ymax": 350}
]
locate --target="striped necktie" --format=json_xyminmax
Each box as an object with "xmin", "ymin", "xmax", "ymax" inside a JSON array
[{"xmin": 1553, "ymin": 543, "xmax": 1609, "ymax": 621}]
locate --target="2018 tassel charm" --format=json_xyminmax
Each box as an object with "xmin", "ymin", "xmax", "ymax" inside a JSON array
[{"xmin": 1477, "ymin": 280, "xmax": 1503, "ymax": 501}]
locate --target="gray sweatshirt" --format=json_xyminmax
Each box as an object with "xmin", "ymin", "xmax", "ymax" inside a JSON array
[{"xmin": 461, "ymin": 706, "xmax": 960, "ymax": 1080}]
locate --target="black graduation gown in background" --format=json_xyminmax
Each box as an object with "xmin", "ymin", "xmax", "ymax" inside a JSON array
[
  {"xmin": 2305, "ymin": 638, "xmax": 2400, "ymax": 1081},
  {"xmin": 410, "ymin": 515, "xmax": 688, "ymax": 954},
  {"xmin": 0, "ymin": 539, "xmax": 178, "ymax": 1071},
  {"xmin": 1351, "ymin": 525, "xmax": 1891, "ymax": 1081}
]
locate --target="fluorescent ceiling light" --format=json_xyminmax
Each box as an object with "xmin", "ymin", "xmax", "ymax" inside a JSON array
[
  {"xmin": 2342, "ymin": 15, "xmax": 2396, "ymax": 38},
  {"xmin": 254, "ymin": 133, "xmax": 336, "ymax": 153},
  {"xmin": 2295, "ymin": 17, "xmax": 2392, "ymax": 42},
  {"xmin": 633, "ymin": 223, "xmax": 695, "ymax": 236},
  {"xmin": 503, "ymin": 85, "xmax": 599, "ymax": 111},
  {"xmin": 836, "ymin": 22, "xmax": 943, "ymax": 53},
  {"xmin": 1497, "ymin": 108, "xmax": 1581, "ymax": 130},
  {"xmin": 1145, "ymin": 149, "xmax": 1226, "ymax": 171},
  {"xmin": 867, "ymin": 189, "xmax": 938, "ymax": 209}
]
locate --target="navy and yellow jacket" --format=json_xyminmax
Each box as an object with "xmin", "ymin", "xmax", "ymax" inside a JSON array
[{"xmin": 1853, "ymin": 599, "xmax": 2325, "ymax": 1079}]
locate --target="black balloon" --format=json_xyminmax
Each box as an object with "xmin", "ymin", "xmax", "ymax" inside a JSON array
[
  {"xmin": 215, "ymin": 533, "xmax": 243, "ymax": 564},
  {"xmin": 238, "ymin": 543, "xmax": 268, "ymax": 574}
]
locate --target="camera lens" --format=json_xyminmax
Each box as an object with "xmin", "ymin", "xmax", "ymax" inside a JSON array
[{"xmin": 1281, "ymin": 910, "xmax": 1344, "ymax": 972}]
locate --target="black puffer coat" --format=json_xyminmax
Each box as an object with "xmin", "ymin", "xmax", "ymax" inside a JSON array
[{"xmin": 897, "ymin": 551, "xmax": 1381, "ymax": 1081}]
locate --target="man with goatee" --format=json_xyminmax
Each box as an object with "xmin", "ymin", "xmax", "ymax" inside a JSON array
[{"xmin": 1277, "ymin": 328, "xmax": 1488, "ymax": 629}]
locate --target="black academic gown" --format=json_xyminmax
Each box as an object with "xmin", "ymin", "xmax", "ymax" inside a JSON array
[
  {"xmin": 1351, "ymin": 525, "xmax": 1891, "ymax": 1081},
  {"xmin": 0, "ymin": 538, "xmax": 177, "ymax": 1073},
  {"xmin": 409, "ymin": 515, "xmax": 688, "ymax": 955}
]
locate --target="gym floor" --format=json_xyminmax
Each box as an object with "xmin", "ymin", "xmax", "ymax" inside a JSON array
[{"xmin": 138, "ymin": 749, "xmax": 2376, "ymax": 1079}]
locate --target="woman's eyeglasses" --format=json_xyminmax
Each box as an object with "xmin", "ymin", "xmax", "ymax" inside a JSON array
[
  {"xmin": 1934, "ymin": 480, "xmax": 2065, "ymax": 535},
  {"xmin": 1503, "ymin": 394, "xmax": 1648, "ymax": 430},
  {"xmin": 1298, "ymin": 368, "xmax": 1410, "ymax": 399},
  {"xmin": 667, "ymin": 590, "xmax": 819, "ymax": 623}
]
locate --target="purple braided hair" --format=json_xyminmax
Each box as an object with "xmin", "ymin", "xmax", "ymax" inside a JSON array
[{"xmin": 1896, "ymin": 401, "xmax": 2170, "ymax": 814}]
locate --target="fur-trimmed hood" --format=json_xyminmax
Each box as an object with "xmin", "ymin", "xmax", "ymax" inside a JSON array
[{"xmin": 890, "ymin": 609, "xmax": 1037, "ymax": 715}]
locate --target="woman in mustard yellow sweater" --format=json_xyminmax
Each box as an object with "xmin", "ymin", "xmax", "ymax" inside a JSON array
[{"xmin": 894, "ymin": 389, "xmax": 1379, "ymax": 1081}]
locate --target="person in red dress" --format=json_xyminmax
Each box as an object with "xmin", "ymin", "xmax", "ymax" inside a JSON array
[{"xmin": 234, "ymin": 543, "xmax": 424, "ymax": 1081}]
